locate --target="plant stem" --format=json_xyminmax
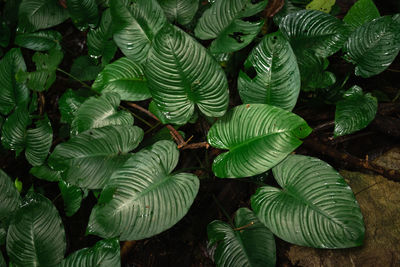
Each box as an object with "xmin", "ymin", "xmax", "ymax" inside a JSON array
[
  {"xmin": 56, "ymin": 68, "xmax": 92, "ymax": 89},
  {"xmin": 144, "ymin": 121, "xmax": 161, "ymax": 134},
  {"xmin": 233, "ymin": 221, "xmax": 255, "ymax": 231},
  {"xmin": 120, "ymin": 105, "xmax": 153, "ymax": 128},
  {"xmin": 181, "ymin": 142, "xmax": 210, "ymax": 150}
]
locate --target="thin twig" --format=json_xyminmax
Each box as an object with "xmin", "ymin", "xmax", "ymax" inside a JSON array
[
  {"xmin": 233, "ymin": 221, "xmax": 255, "ymax": 231},
  {"xmin": 312, "ymin": 121, "xmax": 335, "ymax": 132},
  {"xmin": 181, "ymin": 142, "xmax": 210, "ymax": 150},
  {"xmin": 56, "ymin": 68, "xmax": 92, "ymax": 89},
  {"xmin": 120, "ymin": 105, "xmax": 153, "ymax": 127}
]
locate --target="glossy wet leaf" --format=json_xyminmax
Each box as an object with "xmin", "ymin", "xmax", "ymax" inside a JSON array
[
  {"xmin": 48, "ymin": 125, "xmax": 143, "ymax": 189},
  {"xmin": 0, "ymin": 169, "xmax": 20, "ymax": 224},
  {"xmin": 92, "ymin": 57, "xmax": 150, "ymax": 101},
  {"xmin": 59, "ymin": 180, "xmax": 84, "ymax": 217},
  {"xmin": 208, "ymin": 208, "xmax": 276, "ymax": 267},
  {"xmin": 61, "ymin": 238, "xmax": 120, "ymax": 267},
  {"xmin": 59, "ymin": 89, "xmax": 94, "ymax": 125},
  {"xmin": 1, "ymin": 106, "xmax": 31, "ymax": 155},
  {"xmin": 194, "ymin": 0, "xmax": 267, "ymax": 53},
  {"xmin": 145, "ymin": 25, "xmax": 229, "ymax": 125},
  {"xmin": 16, "ymin": 48, "xmax": 63, "ymax": 92},
  {"xmin": 207, "ymin": 104, "xmax": 312, "ymax": 178},
  {"xmin": 0, "ymin": 48, "xmax": 29, "ymax": 115},
  {"xmin": 343, "ymin": 0, "xmax": 380, "ymax": 30},
  {"xmin": 87, "ymin": 140, "xmax": 199, "ymax": 240},
  {"xmin": 334, "ymin": 86, "xmax": 377, "ymax": 137},
  {"xmin": 25, "ymin": 116, "xmax": 53, "ymax": 166},
  {"xmin": 238, "ymin": 32, "xmax": 300, "ymax": 111},
  {"xmin": 6, "ymin": 192, "xmax": 66, "ymax": 267},
  {"xmin": 70, "ymin": 56, "xmax": 103, "ymax": 81},
  {"xmin": 251, "ymin": 154, "xmax": 365, "ymax": 248},
  {"xmin": 306, "ymin": 0, "xmax": 335, "ymax": 13},
  {"xmin": 30, "ymin": 165, "xmax": 62, "ymax": 182},
  {"xmin": 14, "ymin": 30, "xmax": 62, "ymax": 51},
  {"xmin": 158, "ymin": 0, "xmax": 199, "ymax": 25},
  {"xmin": 67, "ymin": 0, "xmax": 99, "ymax": 30},
  {"xmin": 0, "ymin": 251, "xmax": 4, "ymax": 267},
  {"xmin": 343, "ymin": 16, "xmax": 400, "ymax": 78},
  {"xmin": 298, "ymin": 53, "xmax": 336, "ymax": 91},
  {"xmin": 71, "ymin": 93, "xmax": 133, "ymax": 135},
  {"xmin": 110, "ymin": 0, "xmax": 167, "ymax": 62},
  {"xmin": 18, "ymin": 0, "xmax": 69, "ymax": 32},
  {"xmin": 87, "ymin": 8, "xmax": 116, "ymax": 64}
]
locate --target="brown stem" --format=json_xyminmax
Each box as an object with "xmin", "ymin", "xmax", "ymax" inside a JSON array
[
  {"xmin": 181, "ymin": 142, "xmax": 210, "ymax": 150},
  {"xmin": 233, "ymin": 221, "xmax": 255, "ymax": 231},
  {"xmin": 120, "ymin": 241, "xmax": 136, "ymax": 259}
]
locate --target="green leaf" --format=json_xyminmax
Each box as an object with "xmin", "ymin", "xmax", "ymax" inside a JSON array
[
  {"xmin": 16, "ymin": 48, "xmax": 63, "ymax": 92},
  {"xmin": 87, "ymin": 140, "xmax": 199, "ymax": 240},
  {"xmin": 0, "ymin": 48, "xmax": 29, "ymax": 115},
  {"xmin": 70, "ymin": 56, "xmax": 103, "ymax": 82},
  {"xmin": 61, "ymin": 238, "xmax": 120, "ymax": 266},
  {"xmin": 0, "ymin": 169, "xmax": 20, "ymax": 224},
  {"xmin": 25, "ymin": 116, "xmax": 53, "ymax": 166},
  {"xmin": 6, "ymin": 192, "xmax": 66, "ymax": 267},
  {"xmin": 92, "ymin": 57, "xmax": 151, "ymax": 101},
  {"xmin": 14, "ymin": 178, "xmax": 23, "ymax": 193},
  {"xmin": 306, "ymin": 0, "xmax": 335, "ymax": 13},
  {"xmin": 194, "ymin": 0, "xmax": 267, "ymax": 53},
  {"xmin": 71, "ymin": 93, "xmax": 133, "ymax": 135},
  {"xmin": 343, "ymin": 0, "xmax": 380, "ymax": 30},
  {"xmin": 59, "ymin": 180, "xmax": 84, "ymax": 217},
  {"xmin": 14, "ymin": 30, "xmax": 62, "ymax": 51},
  {"xmin": 251, "ymin": 154, "xmax": 365, "ymax": 248},
  {"xmin": 30, "ymin": 164, "xmax": 63, "ymax": 182},
  {"xmin": 208, "ymin": 208, "xmax": 276, "ymax": 267},
  {"xmin": 0, "ymin": 227, "xmax": 6, "ymax": 245},
  {"xmin": 207, "ymin": 104, "xmax": 312, "ymax": 178},
  {"xmin": 48, "ymin": 125, "xmax": 143, "ymax": 189},
  {"xmin": 67, "ymin": 0, "xmax": 99, "ymax": 30},
  {"xmin": 110, "ymin": 0, "xmax": 168, "ymax": 62},
  {"xmin": 145, "ymin": 25, "xmax": 229, "ymax": 125},
  {"xmin": 87, "ymin": 8, "xmax": 117, "ymax": 64},
  {"xmin": 279, "ymin": 10, "xmax": 350, "ymax": 58},
  {"xmin": 158, "ymin": 0, "xmax": 199, "ymax": 25},
  {"xmin": 0, "ymin": 20, "xmax": 11, "ymax": 48},
  {"xmin": 18, "ymin": 0, "xmax": 69, "ymax": 32},
  {"xmin": 334, "ymin": 86, "xmax": 377, "ymax": 137},
  {"xmin": 1, "ymin": 106, "xmax": 31, "ymax": 154},
  {"xmin": 59, "ymin": 88, "xmax": 94, "ymax": 125},
  {"xmin": 238, "ymin": 32, "xmax": 300, "ymax": 111},
  {"xmin": 343, "ymin": 16, "xmax": 400, "ymax": 78},
  {"xmin": 148, "ymin": 100, "xmax": 169, "ymax": 124}
]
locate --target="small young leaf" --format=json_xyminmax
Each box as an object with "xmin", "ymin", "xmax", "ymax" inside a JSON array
[
  {"xmin": 92, "ymin": 57, "xmax": 151, "ymax": 101},
  {"xmin": 1, "ymin": 106, "xmax": 31, "ymax": 155},
  {"xmin": 30, "ymin": 164, "xmax": 63, "ymax": 182},
  {"xmin": 0, "ymin": 169, "xmax": 21, "ymax": 224},
  {"xmin": 110, "ymin": 0, "xmax": 168, "ymax": 62},
  {"xmin": 238, "ymin": 31, "xmax": 300, "ymax": 111},
  {"xmin": 14, "ymin": 178, "xmax": 23, "ymax": 193},
  {"xmin": 6, "ymin": 192, "xmax": 66, "ymax": 267},
  {"xmin": 195, "ymin": 0, "xmax": 267, "ymax": 53},
  {"xmin": 251, "ymin": 155, "xmax": 365, "ymax": 248},
  {"xmin": 59, "ymin": 180, "xmax": 84, "ymax": 217},
  {"xmin": 343, "ymin": 0, "xmax": 380, "ymax": 30},
  {"xmin": 25, "ymin": 116, "xmax": 53, "ymax": 166},
  {"xmin": 87, "ymin": 140, "xmax": 199, "ymax": 240},
  {"xmin": 334, "ymin": 86, "xmax": 377, "ymax": 137},
  {"xmin": 343, "ymin": 16, "xmax": 400, "ymax": 78},
  {"xmin": 207, "ymin": 104, "xmax": 312, "ymax": 178},
  {"xmin": 18, "ymin": 0, "xmax": 69, "ymax": 32},
  {"xmin": 71, "ymin": 93, "xmax": 133, "ymax": 135},
  {"xmin": 158, "ymin": 0, "xmax": 199, "ymax": 25},
  {"xmin": 48, "ymin": 125, "xmax": 143, "ymax": 189},
  {"xmin": 70, "ymin": 56, "xmax": 103, "ymax": 82},
  {"xmin": 306, "ymin": 0, "xmax": 335, "ymax": 13},
  {"xmin": 67, "ymin": 0, "xmax": 99, "ymax": 30},
  {"xmin": 60, "ymin": 238, "xmax": 120, "ymax": 266},
  {"xmin": 208, "ymin": 208, "xmax": 276, "ymax": 267},
  {"xmin": 14, "ymin": 30, "xmax": 62, "ymax": 51}
]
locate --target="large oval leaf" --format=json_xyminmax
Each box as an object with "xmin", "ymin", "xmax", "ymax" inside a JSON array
[
  {"xmin": 18, "ymin": 0, "xmax": 69, "ymax": 32},
  {"xmin": 92, "ymin": 57, "xmax": 151, "ymax": 101},
  {"xmin": 59, "ymin": 88, "xmax": 94, "ymax": 125},
  {"xmin": 1, "ymin": 106, "xmax": 31, "ymax": 155},
  {"xmin": 67, "ymin": 0, "xmax": 99, "ymax": 30},
  {"xmin": 0, "ymin": 169, "xmax": 20, "ymax": 224},
  {"xmin": 207, "ymin": 104, "xmax": 312, "ymax": 178},
  {"xmin": 343, "ymin": 16, "xmax": 400, "ymax": 78},
  {"xmin": 61, "ymin": 238, "xmax": 120, "ymax": 267},
  {"xmin": 14, "ymin": 30, "xmax": 62, "ymax": 51},
  {"xmin": 251, "ymin": 154, "xmax": 365, "ymax": 248},
  {"xmin": 334, "ymin": 86, "xmax": 377, "ymax": 137},
  {"xmin": 194, "ymin": 0, "xmax": 267, "ymax": 53},
  {"xmin": 48, "ymin": 125, "xmax": 143, "ymax": 189},
  {"xmin": 0, "ymin": 48, "xmax": 29, "ymax": 115},
  {"xmin": 30, "ymin": 165, "xmax": 62, "ymax": 182},
  {"xmin": 59, "ymin": 180, "xmax": 84, "ymax": 217},
  {"xmin": 6, "ymin": 192, "xmax": 66, "ymax": 267},
  {"xmin": 25, "ymin": 116, "xmax": 53, "ymax": 166},
  {"xmin": 158, "ymin": 0, "xmax": 199, "ymax": 25},
  {"xmin": 208, "ymin": 208, "xmax": 276, "ymax": 267},
  {"xmin": 110, "ymin": 0, "xmax": 167, "ymax": 62},
  {"xmin": 343, "ymin": 0, "xmax": 380, "ymax": 30},
  {"xmin": 87, "ymin": 140, "xmax": 199, "ymax": 240},
  {"xmin": 145, "ymin": 25, "xmax": 229, "ymax": 125},
  {"xmin": 238, "ymin": 32, "xmax": 300, "ymax": 111},
  {"xmin": 71, "ymin": 93, "xmax": 133, "ymax": 135}
]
